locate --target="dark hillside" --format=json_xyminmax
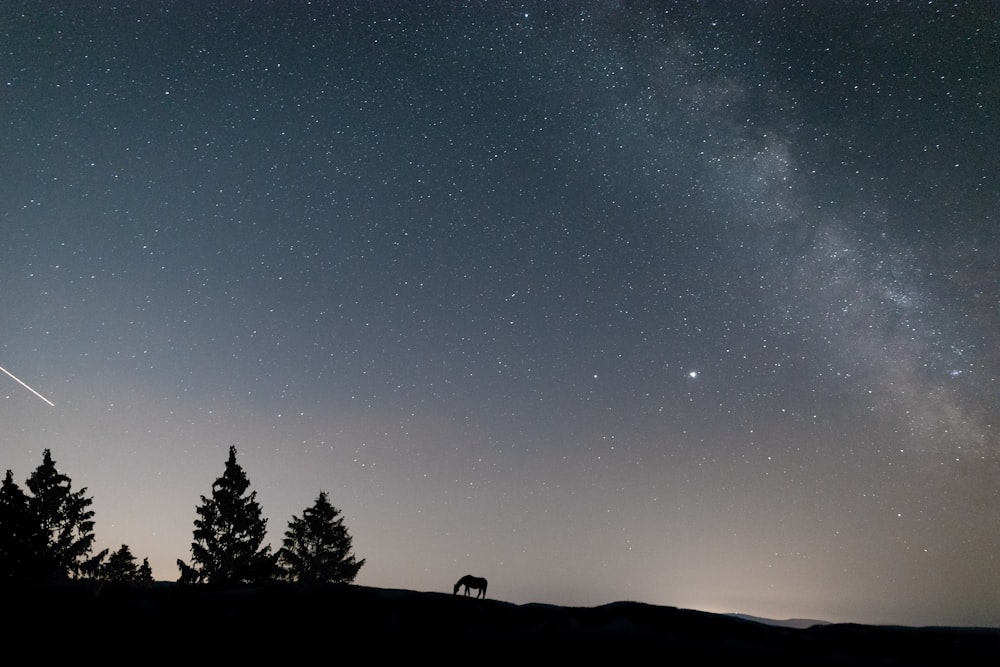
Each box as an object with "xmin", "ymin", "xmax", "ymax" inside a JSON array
[{"xmin": 3, "ymin": 582, "xmax": 997, "ymax": 663}]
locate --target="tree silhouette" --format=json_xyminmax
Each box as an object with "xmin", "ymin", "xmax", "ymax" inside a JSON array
[
  {"xmin": 101, "ymin": 544, "xmax": 154, "ymax": 584},
  {"xmin": 177, "ymin": 446, "xmax": 275, "ymax": 585},
  {"xmin": 137, "ymin": 556, "xmax": 154, "ymax": 583},
  {"xmin": 24, "ymin": 449, "xmax": 100, "ymax": 580},
  {"xmin": 277, "ymin": 491, "xmax": 365, "ymax": 584},
  {"xmin": 0, "ymin": 469, "xmax": 41, "ymax": 581}
]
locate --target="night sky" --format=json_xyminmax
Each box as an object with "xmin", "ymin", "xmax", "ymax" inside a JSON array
[{"xmin": 3, "ymin": 2, "xmax": 999, "ymax": 627}]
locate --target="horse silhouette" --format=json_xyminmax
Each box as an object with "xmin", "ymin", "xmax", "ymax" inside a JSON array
[{"xmin": 453, "ymin": 574, "xmax": 487, "ymax": 599}]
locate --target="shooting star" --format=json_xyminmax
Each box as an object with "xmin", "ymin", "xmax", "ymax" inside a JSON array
[{"xmin": 0, "ymin": 365, "xmax": 55, "ymax": 406}]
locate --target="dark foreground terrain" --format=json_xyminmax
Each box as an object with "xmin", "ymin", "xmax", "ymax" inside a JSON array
[{"xmin": 3, "ymin": 582, "xmax": 997, "ymax": 664}]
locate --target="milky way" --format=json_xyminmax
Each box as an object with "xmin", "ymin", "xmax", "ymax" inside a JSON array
[{"xmin": 2, "ymin": 2, "xmax": 998, "ymax": 626}]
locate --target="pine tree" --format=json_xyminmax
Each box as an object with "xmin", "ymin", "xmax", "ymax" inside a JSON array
[
  {"xmin": 137, "ymin": 557, "xmax": 154, "ymax": 584},
  {"xmin": 103, "ymin": 544, "xmax": 141, "ymax": 583},
  {"xmin": 0, "ymin": 469, "xmax": 41, "ymax": 581},
  {"xmin": 277, "ymin": 491, "xmax": 365, "ymax": 584},
  {"xmin": 24, "ymin": 449, "xmax": 98, "ymax": 580},
  {"xmin": 79, "ymin": 547, "xmax": 110, "ymax": 581},
  {"xmin": 98, "ymin": 544, "xmax": 153, "ymax": 584},
  {"xmin": 177, "ymin": 446, "xmax": 275, "ymax": 585}
]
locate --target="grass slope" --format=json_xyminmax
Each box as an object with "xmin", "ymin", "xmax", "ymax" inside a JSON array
[{"xmin": 3, "ymin": 582, "xmax": 997, "ymax": 663}]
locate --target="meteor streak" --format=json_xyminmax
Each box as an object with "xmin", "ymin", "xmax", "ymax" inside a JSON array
[{"xmin": 0, "ymin": 365, "xmax": 55, "ymax": 406}]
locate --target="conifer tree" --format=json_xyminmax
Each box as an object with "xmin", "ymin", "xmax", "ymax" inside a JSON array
[
  {"xmin": 98, "ymin": 544, "xmax": 153, "ymax": 584},
  {"xmin": 24, "ymin": 449, "xmax": 99, "ymax": 580},
  {"xmin": 137, "ymin": 556, "xmax": 154, "ymax": 584},
  {"xmin": 0, "ymin": 469, "xmax": 41, "ymax": 581},
  {"xmin": 79, "ymin": 547, "xmax": 110, "ymax": 581},
  {"xmin": 177, "ymin": 446, "xmax": 275, "ymax": 584},
  {"xmin": 103, "ymin": 544, "xmax": 144, "ymax": 583},
  {"xmin": 277, "ymin": 491, "xmax": 365, "ymax": 584}
]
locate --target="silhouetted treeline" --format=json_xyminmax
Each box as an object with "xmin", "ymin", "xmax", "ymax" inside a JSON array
[
  {"xmin": 177, "ymin": 445, "xmax": 364, "ymax": 585},
  {"xmin": 3, "ymin": 446, "xmax": 364, "ymax": 588},
  {"xmin": 0, "ymin": 450, "xmax": 151, "ymax": 584}
]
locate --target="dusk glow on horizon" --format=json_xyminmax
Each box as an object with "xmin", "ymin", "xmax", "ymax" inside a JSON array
[{"xmin": 3, "ymin": 2, "xmax": 998, "ymax": 628}]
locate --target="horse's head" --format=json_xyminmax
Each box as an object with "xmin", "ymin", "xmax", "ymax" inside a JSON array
[{"xmin": 453, "ymin": 581, "xmax": 461, "ymax": 595}]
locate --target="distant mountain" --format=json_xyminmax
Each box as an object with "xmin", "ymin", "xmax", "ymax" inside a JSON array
[{"xmin": 729, "ymin": 613, "xmax": 832, "ymax": 629}]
